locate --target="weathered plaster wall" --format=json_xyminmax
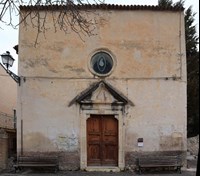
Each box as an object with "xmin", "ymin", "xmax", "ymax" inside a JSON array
[
  {"xmin": 19, "ymin": 10, "xmax": 185, "ymax": 79},
  {"xmin": 18, "ymin": 9, "xmax": 187, "ymax": 170}
]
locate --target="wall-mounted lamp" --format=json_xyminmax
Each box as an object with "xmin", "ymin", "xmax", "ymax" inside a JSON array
[{"xmin": 0, "ymin": 51, "xmax": 20, "ymax": 85}]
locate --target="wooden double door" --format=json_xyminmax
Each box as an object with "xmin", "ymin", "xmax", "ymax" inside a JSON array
[{"xmin": 87, "ymin": 115, "xmax": 118, "ymax": 166}]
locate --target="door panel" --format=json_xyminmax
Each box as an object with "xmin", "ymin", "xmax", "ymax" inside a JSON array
[
  {"xmin": 87, "ymin": 117, "xmax": 102, "ymax": 166},
  {"xmin": 103, "ymin": 144, "xmax": 118, "ymax": 166},
  {"xmin": 102, "ymin": 116, "xmax": 118, "ymax": 166},
  {"xmin": 87, "ymin": 115, "xmax": 118, "ymax": 166}
]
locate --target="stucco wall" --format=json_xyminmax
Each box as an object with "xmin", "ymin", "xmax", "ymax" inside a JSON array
[
  {"xmin": 0, "ymin": 64, "xmax": 17, "ymax": 130},
  {"xmin": 18, "ymin": 9, "xmax": 187, "ymax": 170},
  {"xmin": 19, "ymin": 10, "xmax": 185, "ymax": 79},
  {"xmin": 0, "ymin": 65, "xmax": 17, "ymax": 116}
]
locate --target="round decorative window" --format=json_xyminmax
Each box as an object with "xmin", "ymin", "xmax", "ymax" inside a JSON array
[{"xmin": 90, "ymin": 52, "xmax": 113, "ymax": 76}]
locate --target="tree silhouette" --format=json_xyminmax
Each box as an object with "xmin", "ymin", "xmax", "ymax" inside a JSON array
[{"xmin": 158, "ymin": 0, "xmax": 173, "ymax": 7}]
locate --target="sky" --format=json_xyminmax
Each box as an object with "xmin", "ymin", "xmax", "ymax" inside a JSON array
[{"xmin": 0, "ymin": 0, "xmax": 199, "ymax": 74}]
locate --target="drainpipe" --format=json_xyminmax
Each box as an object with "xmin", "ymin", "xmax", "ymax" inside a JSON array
[
  {"xmin": 21, "ymin": 119, "xmax": 23, "ymax": 156},
  {"xmin": 13, "ymin": 109, "xmax": 16, "ymax": 129}
]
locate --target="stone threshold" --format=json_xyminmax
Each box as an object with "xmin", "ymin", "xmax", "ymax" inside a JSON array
[{"xmin": 86, "ymin": 166, "xmax": 121, "ymax": 172}]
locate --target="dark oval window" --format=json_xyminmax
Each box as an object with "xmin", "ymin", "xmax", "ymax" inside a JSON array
[{"xmin": 91, "ymin": 52, "xmax": 113, "ymax": 76}]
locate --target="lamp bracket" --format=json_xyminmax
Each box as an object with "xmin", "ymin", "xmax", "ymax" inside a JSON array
[
  {"xmin": 0, "ymin": 62, "xmax": 20, "ymax": 86},
  {"xmin": 8, "ymin": 70, "xmax": 20, "ymax": 85}
]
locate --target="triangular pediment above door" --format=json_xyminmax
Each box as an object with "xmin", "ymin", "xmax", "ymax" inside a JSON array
[{"xmin": 68, "ymin": 80, "xmax": 134, "ymax": 107}]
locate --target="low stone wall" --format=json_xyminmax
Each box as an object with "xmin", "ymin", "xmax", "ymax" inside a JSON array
[
  {"xmin": 187, "ymin": 135, "xmax": 199, "ymax": 156},
  {"xmin": 0, "ymin": 129, "xmax": 8, "ymax": 171},
  {"xmin": 0, "ymin": 112, "xmax": 15, "ymax": 129}
]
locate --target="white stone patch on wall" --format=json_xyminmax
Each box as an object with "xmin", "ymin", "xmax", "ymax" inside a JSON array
[
  {"xmin": 53, "ymin": 131, "xmax": 79, "ymax": 151},
  {"xmin": 133, "ymin": 49, "xmax": 142, "ymax": 61},
  {"xmin": 158, "ymin": 125, "xmax": 176, "ymax": 136},
  {"xmin": 62, "ymin": 48, "xmax": 70, "ymax": 59}
]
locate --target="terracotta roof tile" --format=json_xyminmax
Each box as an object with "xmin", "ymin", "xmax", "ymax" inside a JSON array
[{"xmin": 20, "ymin": 4, "xmax": 184, "ymax": 11}]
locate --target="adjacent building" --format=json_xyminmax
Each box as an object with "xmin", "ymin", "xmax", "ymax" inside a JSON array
[{"xmin": 0, "ymin": 63, "xmax": 17, "ymax": 170}]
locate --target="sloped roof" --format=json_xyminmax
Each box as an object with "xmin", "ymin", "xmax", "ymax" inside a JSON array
[
  {"xmin": 20, "ymin": 4, "xmax": 184, "ymax": 11},
  {"xmin": 68, "ymin": 80, "xmax": 134, "ymax": 107}
]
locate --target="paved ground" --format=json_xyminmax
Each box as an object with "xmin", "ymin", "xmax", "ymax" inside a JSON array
[
  {"xmin": 0, "ymin": 170, "xmax": 197, "ymax": 176},
  {"xmin": 0, "ymin": 168, "xmax": 197, "ymax": 176}
]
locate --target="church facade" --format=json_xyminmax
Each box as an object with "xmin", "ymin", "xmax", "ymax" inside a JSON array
[{"xmin": 17, "ymin": 4, "xmax": 187, "ymax": 171}]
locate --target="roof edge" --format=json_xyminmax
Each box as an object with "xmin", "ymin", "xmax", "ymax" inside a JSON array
[{"xmin": 19, "ymin": 4, "xmax": 184, "ymax": 12}]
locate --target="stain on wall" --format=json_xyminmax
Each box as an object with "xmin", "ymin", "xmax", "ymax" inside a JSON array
[{"xmin": 160, "ymin": 134, "xmax": 184, "ymax": 151}]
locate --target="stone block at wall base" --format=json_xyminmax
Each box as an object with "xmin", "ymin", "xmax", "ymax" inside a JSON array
[{"xmin": 59, "ymin": 151, "xmax": 80, "ymax": 170}]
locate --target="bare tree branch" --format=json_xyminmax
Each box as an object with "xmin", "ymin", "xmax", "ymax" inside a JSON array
[{"xmin": 0, "ymin": 0, "xmax": 105, "ymax": 45}]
